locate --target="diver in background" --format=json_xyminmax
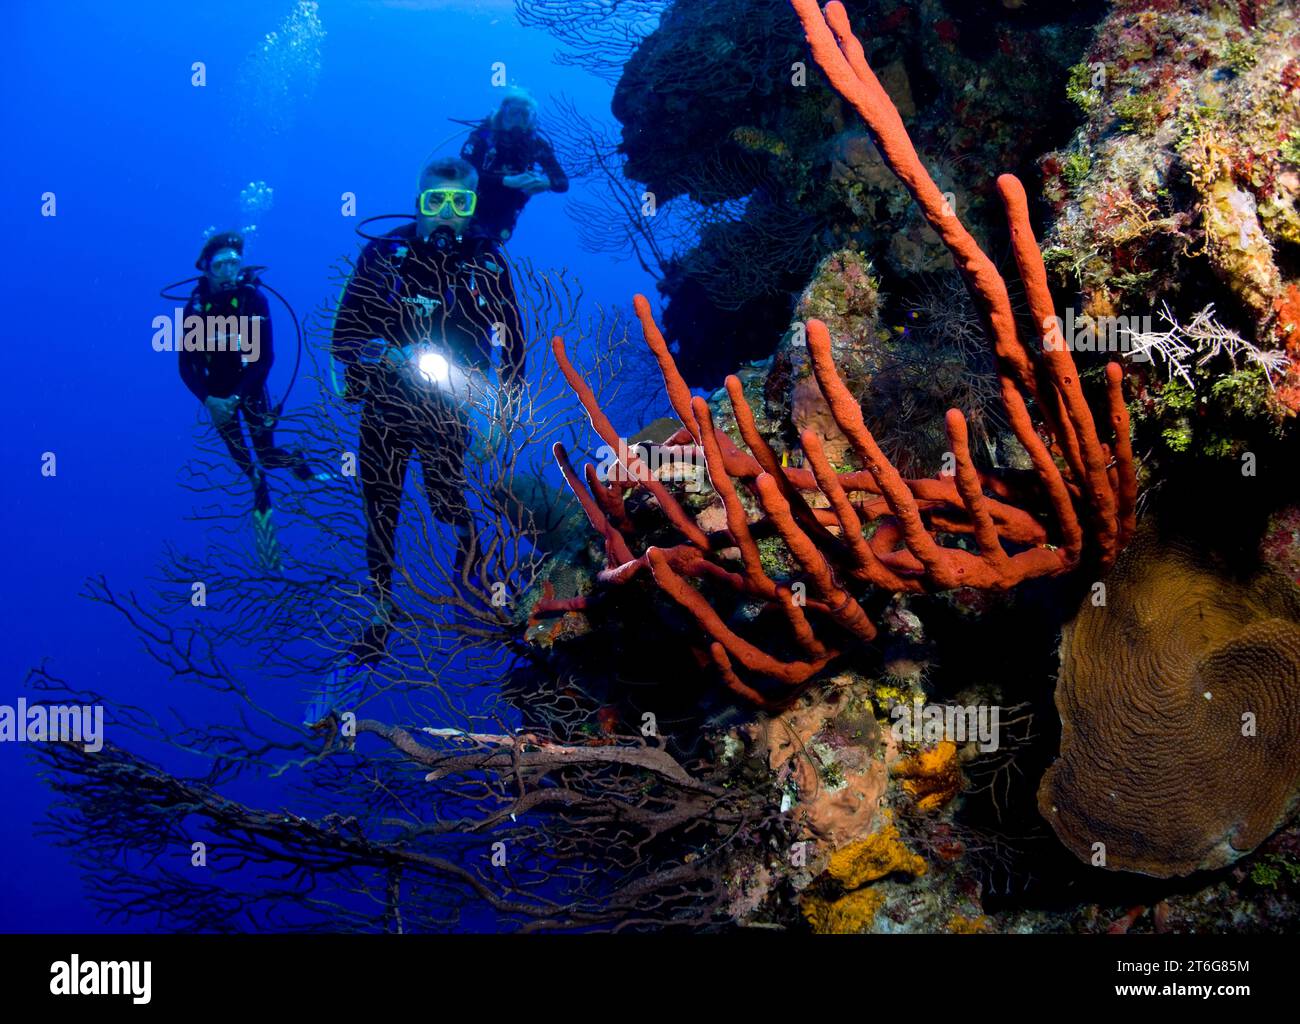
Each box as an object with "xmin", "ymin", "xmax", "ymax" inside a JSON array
[
  {"xmin": 181, "ymin": 233, "xmax": 318, "ymax": 529},
  {"xmin": 330, "ymin": 156, "xmax": 525, "ymax": 667},
  {"xmin": 459, "ymin": 87, "xmax": 568, "ymax": 242}
]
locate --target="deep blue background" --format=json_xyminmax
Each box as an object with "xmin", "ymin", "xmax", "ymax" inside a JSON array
[{"xmin": 1, "ymin": 0, "xmax": 655, "ymax": 931}]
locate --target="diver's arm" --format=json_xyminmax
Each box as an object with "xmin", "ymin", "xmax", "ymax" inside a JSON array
[
  {"xmin": 537, "ymin": 138, "xmax": 569, "ymax": 194},
  {"xmin": 179, "ymin": 350, "xmax": 208, "ymax": 402},
  {"xmin": 332, "ymin": 276, "xmax": 372, "ymax": 402},
  {"xmin": 179, "ymin": 292, "xmax": 208, "ymax": 401},
  {"xmin": 331, "ymin": 276, "xmax": 361, "ymax": 367},
  {"xmin": 331, "ymin": 245, "xmax": 385, "ymax": 367},
  {"xmin": 331, "ymin": 244, "xmax": 390, "ymax": 401}
]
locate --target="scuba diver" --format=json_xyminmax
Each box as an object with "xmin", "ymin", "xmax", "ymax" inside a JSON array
[
  {"xmin": 459, "ymin": 87, "xmax": 568, "ymax": 242},
  {"xmin": 178, "ymin": 233, "xmax": 324, "ymax": 567},
  {"xmin": 309, "ymin": 155, "xmax": 524, "ymax": 723}
]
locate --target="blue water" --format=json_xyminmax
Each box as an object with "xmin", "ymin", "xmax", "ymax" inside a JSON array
[{"xmin": 1, "ymin": 0, "xmax": 656, "ymax": 932}]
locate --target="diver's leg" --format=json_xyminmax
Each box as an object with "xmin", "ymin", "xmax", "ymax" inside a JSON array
[
  {"xmin": 214, "ymin": 397, "xmax": 278, "ymax": 566},
  {"xmin": 213, "ymin": 402, "xmax": 272, "ymax": 513},
  {"xmin": 353, "ymin": 404, "xmax": 411, "ymax": 663},
  {"xmin": 414, "ymin": 407, "xmax": 480, "ymax": 586},
  {"xmin": 245, "ymin": 387, "xmax": 314, "ymax": 476},
  {"xmin": 360, "ymin": 405, "xmax": 410, "ymax": 603},
  {"xmin": 245, "ymin": 387, "xmax": 282, "ymax": 463},
  {"xmin": 214, "ymin": 405, "xmax": 257, "ymax": 479}
]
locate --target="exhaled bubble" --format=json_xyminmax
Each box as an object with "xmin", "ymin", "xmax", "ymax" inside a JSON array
[
  {"xmin": 239, "ymin": 180, "xmax": 274, "ymax": 218},
  {"xmin": 236, "ymin": 1, "xmax": 326, "ymax": 137}
]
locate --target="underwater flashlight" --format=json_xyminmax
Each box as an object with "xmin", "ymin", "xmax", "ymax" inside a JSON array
[
  {"xmin": 416, "ymin": 350, "xmax": 451, "ymax": 385},
  {"xmin": 405, "ymin": 338, "xmax": 492, "ymax": 413}
]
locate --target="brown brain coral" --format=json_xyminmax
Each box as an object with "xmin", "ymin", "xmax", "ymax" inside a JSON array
[{"xmin": 1039, "ymin": 527, "xmax": 1300, "ymax": 877}]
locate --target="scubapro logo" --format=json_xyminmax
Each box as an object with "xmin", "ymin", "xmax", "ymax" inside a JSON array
[
  {"xmin": 49, "ymin": 955, "xmax": 151, "ymax": 1004},
  {"xmin": 402, "ymin": 294, "xmax": 441, "ymax": 318}
]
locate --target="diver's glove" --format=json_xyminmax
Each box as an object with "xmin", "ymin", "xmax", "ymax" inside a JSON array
[
  {"xmin": 302, "ymin": 658, "xmax": 372, "ymax": 728},
  {"xmin": 504, "ymin": 171, "xmax": 550, "ymax": 195},
  {"xmin": 204, "ymin": 394, "xmax": 241, "ymax": 426}
]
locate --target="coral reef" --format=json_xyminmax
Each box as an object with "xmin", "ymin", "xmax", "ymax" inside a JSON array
[
  {"xmin": 539, "ymin": 0, "xmax": 1137, "ymax": 710},
  {"xmin": 605, "ymin": 0, "xmax": 1103, "ymax": 384},
  {"xmin": 1043, "ymin": 0, "xmax": 1299, "ymax": 325},
  {"xmin": 1040, "ymin": 0, "xmax": 1300, "ymax": 461},
  {"xmin": 762, "ymin": 251, "xmax": 1007, "ymax": 479},
  {"xmin": 518, "ymin": 0, "xmax": 1300, "ymax": 932},
  {"xmin": 532, "ymin": 0, "xmax": 1300, "ymax": 930}
]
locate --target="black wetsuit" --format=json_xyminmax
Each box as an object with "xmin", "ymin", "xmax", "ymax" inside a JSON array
[
  {"xmin": 331, "ymin": 223, "xmax": 525, "ymax": 600},
  {"xmin": 180, "ymin": 276, "xmax": 300, "ymax": 503},
  {"xmin": 460, "ymin": 122, "xmax": 569, "ymax": 242}
]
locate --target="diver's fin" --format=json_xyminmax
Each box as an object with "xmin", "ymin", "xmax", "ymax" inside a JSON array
[
  {"xmin": 303, "ymin": 659, "xmax": 372, "ymax": 728},
  {"xmin": 254, "ymin": 471, "xmax": 273, "ymax": 513},
  {"xmin": 253, "ymin": 507, "xmax": 282, "ymax": 572}
]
